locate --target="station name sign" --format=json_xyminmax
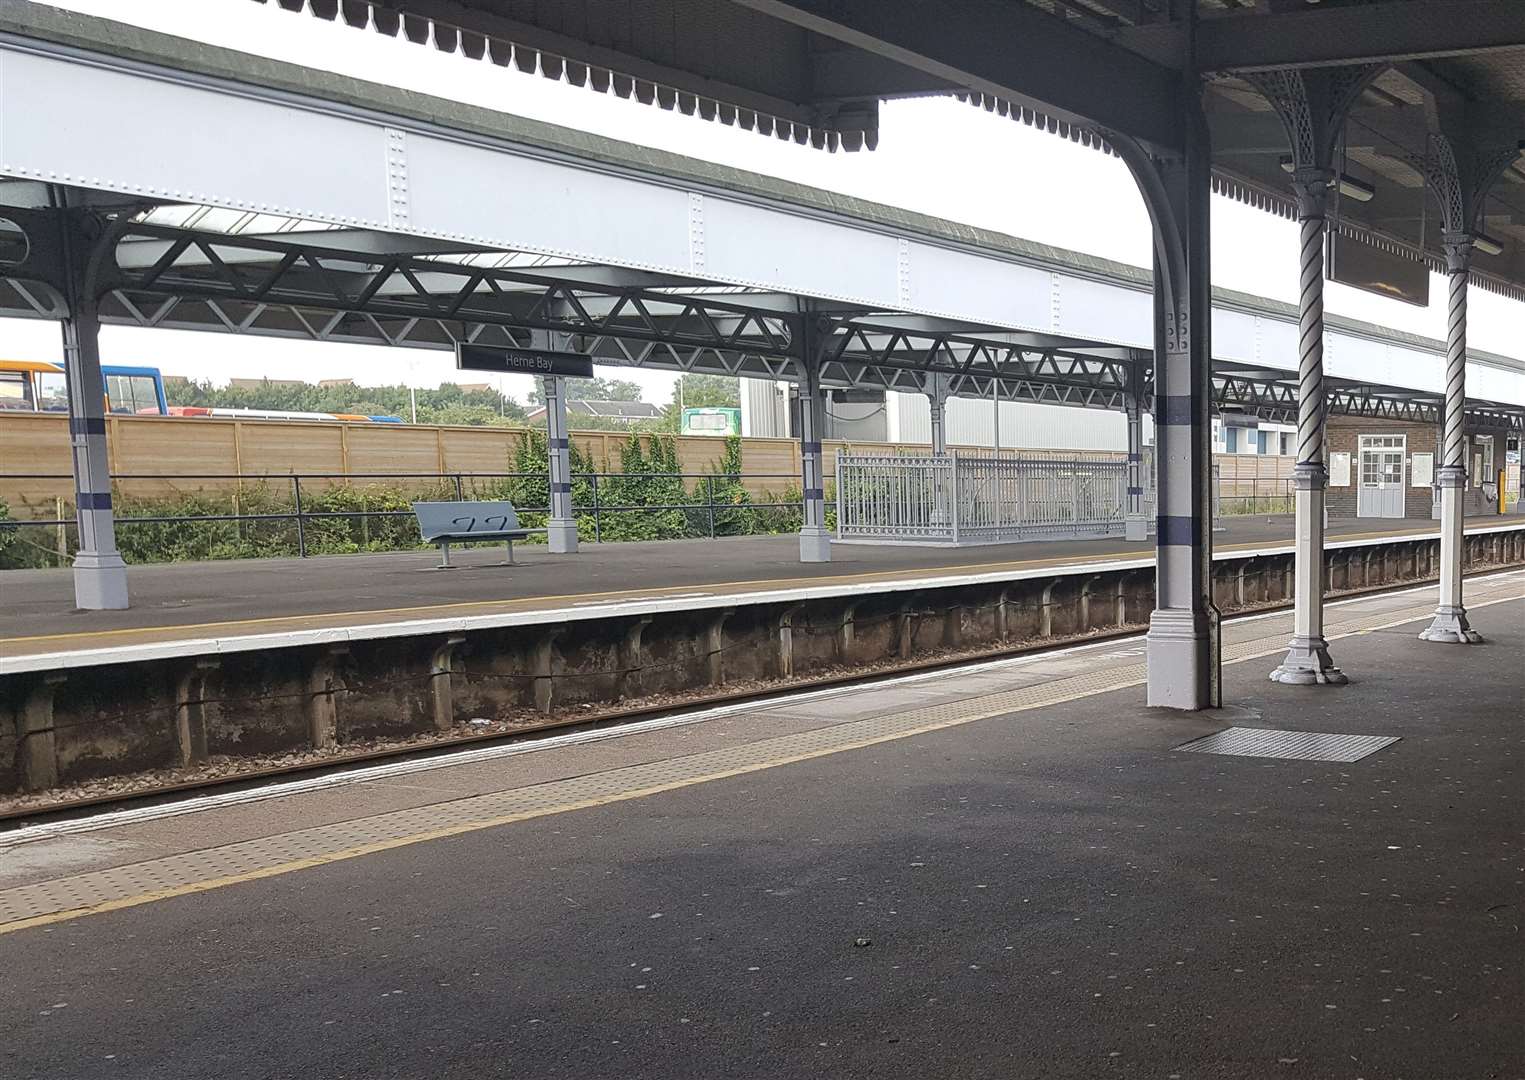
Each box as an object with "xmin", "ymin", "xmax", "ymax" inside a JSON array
[{"xmin": 456, "ymin": 344, "xmax": 594, "ymax": 379}]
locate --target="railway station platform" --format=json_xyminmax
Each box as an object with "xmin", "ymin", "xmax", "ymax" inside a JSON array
[
  {"xmin": 3, "ymin": 513, "xmax": 1523, "ymax": 804},
  {"xmin": 5, "ymin": 512, "xmax": 1523, "ymax": 662},
  {"xmin": 1, "ymin": 575, "xmax": 1521, "ymax": 1079}
]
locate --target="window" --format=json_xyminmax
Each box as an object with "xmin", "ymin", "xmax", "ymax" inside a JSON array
[
  {"xmin": 1256, "ymin": 431, "xmax": 1269, "ymax": 455},
  {"xmin": 105, "ymin": 374, "xmax": 160, "ymax": 414},
  {"xmin": 35, "ymin": 371, "xmax": 67, "ymax": 412},
  {"xmin": 1280, "ymin": 432, "xmax": 1293, "ymax": 456},
  {"xmin": 1477, "ymin": 436, "xmax": 1495, "ymax": 479},
  {"xmin": 0, "ymin": 371, "xmax": 31, "ymax": 410},
  {"xmin": 1358, "ymin": 434, "xmax": 1405, "ymax": 486},
  {"xmin": 1225, "ymin": 428, "xmax": 1237, "ymax": 453}
]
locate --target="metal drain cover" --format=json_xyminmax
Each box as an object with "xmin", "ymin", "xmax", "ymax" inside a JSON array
[{"xmin": 1174, "ymin": 727, "xmax": 1400, "ymax": 763}]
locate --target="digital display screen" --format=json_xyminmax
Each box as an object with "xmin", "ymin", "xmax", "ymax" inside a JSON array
[{"xmin": 1327, "ymin": 230, "xmax": 1430, "ymax": 308}]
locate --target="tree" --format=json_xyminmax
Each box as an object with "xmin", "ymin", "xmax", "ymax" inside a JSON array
[
  {"xmin": 526, "ymin": 376, "xmax": 645, "ymax": 405},
  {"xmin": 171, "ymin": 378, "xmax": 528, "ymax": 424},
  {"xmin": 654, "ymin": 373, "xmax": 742, "ymax": 432},
  {"xmin": 674, "ymin": 373, "xmax": 740, "ymax": 409}
]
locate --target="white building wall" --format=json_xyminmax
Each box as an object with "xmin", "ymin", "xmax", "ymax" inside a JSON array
[
  {"xmin": 741, "ymin": 379, "xmax": 1156, "ymax": 451},
  {"xmin": 888, "ymin": 392, "xmax": 1135, "ymax": 451},
  {"xmin": 739, "ymin": 377, "xmax": 788, "ymax": 437}
]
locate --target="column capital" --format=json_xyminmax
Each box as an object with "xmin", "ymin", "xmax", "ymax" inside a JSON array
[
  {"xmin": 1290, "ymin": 461, "xmax": 1328, "ymax": 489},
  {"xmin": 1434, "ymin": 463, "xmax": 1467, "ymax": 488},
  {"xmin": 1440, "ymin": 232, "xmax": 1473, "ymax": 274},
  {"xmin": 1290, "ymin": 167, "xmax": 1333, "ymax": 221}
]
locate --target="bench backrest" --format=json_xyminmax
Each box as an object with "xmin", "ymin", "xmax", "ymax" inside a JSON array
[{"xmin": 412, "ymin": 500, "xmax": 521, "ymax": 541}]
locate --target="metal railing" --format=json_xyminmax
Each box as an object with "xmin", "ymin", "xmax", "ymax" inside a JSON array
[
  {"xmin": 1215, "ymin": 476, "xmax": 1294, "ymax": 516},
  {"xmin": 0, "ymin": 470, "xmax": 821, "ymax": 565},
  {"xmin": 835, "ymin": 452, "xmax": 1141, "ymax": 545}
]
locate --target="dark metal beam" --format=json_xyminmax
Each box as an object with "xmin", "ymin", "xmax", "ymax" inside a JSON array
[
  {"xmin": 1192, "ymin": 3, "xmax": 1525, "ymax": 72},
  {"xmin": 808, "ymin": 48, "xmax": 952, "ymax": 101},
  {"xmin": 731, "ymin": 0, "xmax": 1183, "ymax": 149},
  {"xmin": 1208, "ymin": 104, "xmax": 1429, "ymax": 156}
]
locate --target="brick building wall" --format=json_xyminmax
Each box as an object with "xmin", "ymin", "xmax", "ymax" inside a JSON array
[
  {"xmin": 1325, "ymin": 416, "xmax": 1434, "ymax": 520},
  {"xmin": 1325, "ymin": 415, "xmax": 1512, "ymax": 521}
]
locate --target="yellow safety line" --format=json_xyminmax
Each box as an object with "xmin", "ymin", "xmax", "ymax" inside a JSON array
[
  {"xmin": 3, "ymin": 589, "xmax": 1516, "ymax": 937},
  {"xmin": 0, "ymin": 522, "xmax": 1477, "ymax": 650},
  {"xmin": 0, "ymin": 681, "xmax": 1127, "ymax": 936}
]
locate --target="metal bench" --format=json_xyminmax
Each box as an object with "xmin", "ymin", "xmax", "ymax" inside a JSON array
[{"xmin": 412, "ymin": 500, "xmax": 530, "ymax": 569}]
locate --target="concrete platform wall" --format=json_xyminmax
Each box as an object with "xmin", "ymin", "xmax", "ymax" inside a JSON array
[{"xmin": 5, "ymin": 528, "xmax": 1524, "ymax": 796}]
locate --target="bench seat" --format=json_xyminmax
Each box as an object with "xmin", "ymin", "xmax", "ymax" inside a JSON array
[{"xmin": 412, "ymin": 500, "xmax": 530, "ymax": 568}]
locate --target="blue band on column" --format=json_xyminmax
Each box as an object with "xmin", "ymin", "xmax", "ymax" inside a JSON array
[
  {"xmin": 1156, "ymin": 514, "xmax": 1201, "ymax": 546},
  {"xmin": 77, "ymin": 491, "xmax": 113, "ymax": 510},
  {"xmin": 1126, "ymin": 453, "xmax": 1142, "ymax": 463},
  {"xmin": 69, "ymin": 417, "xmax": 107, "ymax": 436},
  {"xmin": 1127, "ymin": 486, "xmax": 1143, "ymax": 496},
  {"xmin": 803, "ymin": 487, "xmax": 824, "ymax": 500},
  {"xmin": 550, "ymin": 482, "xmax": 573, "ymax": 494},
  {"xmin": 1159, "ymin": 395, "xmax": 1196, "ymax": 426},
  {"xmin": 802, "ymin": 441, "xmax": 822, "ymax": 454},
  {"xmin": 549, "ymin": 438, "xmax": 570, "ymax": 449}
]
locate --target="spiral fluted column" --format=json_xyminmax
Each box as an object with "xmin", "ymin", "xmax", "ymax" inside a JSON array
[
  {"xmin": 1419, "ymin": 235, "xmax": 1482, "ymax": 643},
  {"xmin": 1269, "ymin": 169, "xmax": 1346, "ymax": 685}
]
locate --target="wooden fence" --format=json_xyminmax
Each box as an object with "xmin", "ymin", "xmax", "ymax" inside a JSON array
[{"xmin": 0, "ymin": 412, "xmax": 1294, "ymax": 517}]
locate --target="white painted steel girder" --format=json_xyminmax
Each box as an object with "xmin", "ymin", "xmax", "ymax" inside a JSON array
[{"xmin": 0, "ymin": 40, "xmax": 1521, "ymax": 409}]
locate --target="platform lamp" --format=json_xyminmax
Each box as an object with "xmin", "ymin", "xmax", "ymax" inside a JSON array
[
  {"xmin": 1472, "ymin": 234, "xmax": 1504, "ymax": 257},
  {"xmin": 1278, "ymin": 157, "xmax": 1376, "ymax": 202}
]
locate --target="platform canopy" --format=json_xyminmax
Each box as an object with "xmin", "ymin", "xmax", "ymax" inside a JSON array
[
  {"xmin": 254, "ymin": 0, "xmax": 1525, "ymax": 302},
  {"xmin": 0, "ymin": 1, "xmax": 1518, "ymax": 428}
]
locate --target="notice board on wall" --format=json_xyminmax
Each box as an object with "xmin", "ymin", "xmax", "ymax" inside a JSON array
[
  {"xmin": 1329, "ymin": 452, "xmax": 1351, "ymax": 487},
  {"xmin": 1410, "ymin": 452, "xmax": 1433, "ymax": 487}
]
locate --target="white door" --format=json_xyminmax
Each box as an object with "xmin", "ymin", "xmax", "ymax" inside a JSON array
[{"xmin": 1357, "ymin": 435, "xmax": 1406, "ymax": 518}]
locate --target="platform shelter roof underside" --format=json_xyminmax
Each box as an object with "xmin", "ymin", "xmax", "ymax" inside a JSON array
[
  {"xmin": 231, "ymin": 0, "xmax": 1525, "ymax": 300},
  {"xmin": 0, "ymin": 1, "xmax": 1520, "ymax": 428}
]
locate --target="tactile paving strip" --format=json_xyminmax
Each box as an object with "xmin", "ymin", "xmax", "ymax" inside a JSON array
[
  {"xmin": 2, "ymin": 576, "xmax": 1519, "ymax": 933},
  {"xmin": 0, "ymin": 663, "xmax": 1143, "ymax": 930},
  {"xmin": 1174, "ymin": 727, "xmax": 1400, "ymax": 762}
]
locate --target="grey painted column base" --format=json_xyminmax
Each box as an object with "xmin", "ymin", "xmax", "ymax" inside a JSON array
[
  {"xmin": 73, "ymin": 550, "xmax": 129, "ymax": 611},
  {"xmin": 547, "ymin": 519, "xmax": 579, "ymax": 554},
  {"xmin": 1418, "ymin": 607, "xmax": 1482, "ymax": 644},
  {"xmin": 799, "ymin": 525, "xmax": 832, "ymax": 563},
  {"xmin": 1268, "ymin": 636, "xmax": 1347, "ymax": 685},
  {"xmin": 1423, "ymin": 467, "xmax": 1477, "ymax": 643},
  {"xmin": 1124, "ymin": 515, "xmax": 1148, "ymax": 542},
  {"xmin": 1145, "ymin": 608, "xmax": 1214, "ymax": 710}
]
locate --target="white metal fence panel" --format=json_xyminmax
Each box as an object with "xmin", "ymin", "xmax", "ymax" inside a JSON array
[
  {"xmin": 836, "ymin": 451, "xmax": 1139, "ymax": 546},
  {"xmin": 834, "ymin": 454, "xmax": 953, "ymax": 542}
]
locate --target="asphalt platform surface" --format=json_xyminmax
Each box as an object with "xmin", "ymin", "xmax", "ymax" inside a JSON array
[
  {"xmin": 1, "ymin": 590, "xmax": 1520, "ymax": 1079},
  {"xmin": 5, "ymin": 513, "xmax": 1520, "ymax": 649}
]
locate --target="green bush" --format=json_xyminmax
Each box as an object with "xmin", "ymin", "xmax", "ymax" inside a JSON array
[
  {"xmin": 0, "ymin": 436, "xmax": 814, "ymax": 568},
  {"xmin": 301, "ymin": 483, "xmax": 435, "ymax": 555},
  {"xmin": 0, "ymin": 497, "xmax": 53, "ymax": 569}
]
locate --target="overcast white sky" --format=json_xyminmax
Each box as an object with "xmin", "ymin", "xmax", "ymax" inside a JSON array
[{"xmin": 5, "ymin": 0, "xmax": 1520, "ymax": 407}]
